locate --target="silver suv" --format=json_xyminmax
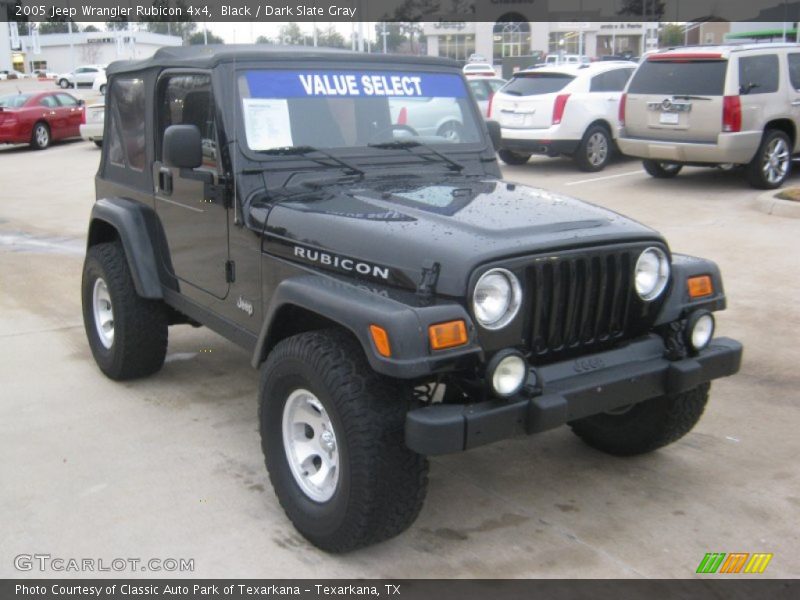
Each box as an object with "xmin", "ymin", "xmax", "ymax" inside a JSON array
[{"xmin": 618, "ymin": 44, "xmax": 800, "ymax": 188}]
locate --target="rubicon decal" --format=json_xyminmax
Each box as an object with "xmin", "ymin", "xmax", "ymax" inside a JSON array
[
  {"xmin": 696, "ymin": 552, "xmax": 773, "ymax": 574},
  {"xmin": 293, "ymin": 246, "xmax": 390, "ymax": 280}
]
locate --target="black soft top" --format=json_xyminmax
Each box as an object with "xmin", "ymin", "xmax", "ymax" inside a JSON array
[{"xmin": 105, "ymin": 44, "xmax": 460, "ymax": 75}]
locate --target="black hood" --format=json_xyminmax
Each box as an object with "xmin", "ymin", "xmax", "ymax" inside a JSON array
[{"xmin": 258, "ymin": 176, "xmax": 665, "ymax": 297}]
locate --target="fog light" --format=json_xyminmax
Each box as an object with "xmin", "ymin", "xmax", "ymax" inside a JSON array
[
  {"xmin": 488, "ymin": 351, "xmax": 527, "ymax": 398},
  {"xmin": 686, "ymin": 311, "xmax": 715, "ymax": 352}
]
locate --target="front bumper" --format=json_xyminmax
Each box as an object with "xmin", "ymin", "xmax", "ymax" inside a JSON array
[
  {"xmin": 80, "ymin": 123, "xmax": 103, "ymax": 142},
  {"xmin": 617, "ymin": 131, "xmax": 761, "ymax": 165},
  {"xmin": 405, "ymin": 335, "xmax": 742, "ymax": 455}
]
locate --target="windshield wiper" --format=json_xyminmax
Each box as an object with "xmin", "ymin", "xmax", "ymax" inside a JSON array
[
  {"xmin": 367, "ymin": 140, "xmax": 464, "ymax": 172},
  {"xmin": 258, "ymin": 145, "xmax": 365, "ymax": 177}
]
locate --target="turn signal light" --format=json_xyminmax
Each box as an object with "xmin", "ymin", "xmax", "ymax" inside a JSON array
[
  {"xmin": 369, "ymin": 325, "xmax": 392, "ymax": 358},
  {"xmin": 688, "ymin": 275, "xmax": 714, "ymax": 299},
  {"xmin": 429, "ymin": 320, "xmax": 468, "ymax": 351}
]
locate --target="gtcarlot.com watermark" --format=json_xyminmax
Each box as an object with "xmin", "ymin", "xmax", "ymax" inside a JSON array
[{"xmin": 14, "ymin": 554, "xmax": 194, "ymax": 573}]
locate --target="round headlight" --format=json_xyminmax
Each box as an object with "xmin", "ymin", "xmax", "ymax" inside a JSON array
[
  {"xmin": 490, "ymin": 352, "xmax": 528, "ymax": 397},
  {"xmin": 473, "ymin": 268, "xmax": 522, "ymax": 330},
  {"xmin": 635, "ymin": 247, "xmax": 670, "ymax": 301},
  {"xmin": 687, "ymin": 312, "xmax": 715, "ymax": 352}
]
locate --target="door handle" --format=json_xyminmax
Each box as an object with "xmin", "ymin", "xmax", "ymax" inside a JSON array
[{"xmin": 158, "ymin": 168, "xmax": 173, "ymax": 195}]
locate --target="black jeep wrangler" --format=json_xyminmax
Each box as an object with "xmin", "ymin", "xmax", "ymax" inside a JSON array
[{"xmin": 82, "ymin": 46, "xmax": 742, "ymax": 553}]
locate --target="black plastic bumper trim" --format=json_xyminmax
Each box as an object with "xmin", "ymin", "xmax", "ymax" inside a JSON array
[{"xmin": 405, "ymin": 336, "xmax": 742, "ymax": 455}]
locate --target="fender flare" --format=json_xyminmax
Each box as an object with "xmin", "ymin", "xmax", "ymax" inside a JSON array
[
  {"xmin": 654, "ymin": 254, "xmax": 726, "ymax": 325},
  {"xmin": 251, "ymin": 275, "xmax": 480, "ymax": 378},
  {"xmin": 86, "ymin": 197, "xmax": 164, "ymax": 299}
]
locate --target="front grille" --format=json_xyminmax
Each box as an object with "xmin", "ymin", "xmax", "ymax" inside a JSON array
[{"xmin": 526, "ymin": 246, "xmax": 657, "ymax": 361}]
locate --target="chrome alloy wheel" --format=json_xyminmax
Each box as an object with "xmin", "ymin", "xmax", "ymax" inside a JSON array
[
  {"xmin": 92, "ymin": 277, "xmax": 114, "ymax": 349},
  {"xmin": 35, "ymin": 125, "xmax": 49, "ymax": 148},
  {"xmin": 762, "ymin": 137, "xmax": 790, "ymax": 185},
  {"xmin": 282, "ymin": 388, "xmax": 340, "ymax": 502},
  {"xmin": 586, "ymin": 131, "xmax": 609, "ymax": 166}
]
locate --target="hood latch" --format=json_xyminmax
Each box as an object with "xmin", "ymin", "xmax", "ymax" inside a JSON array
[{"xmin": 417, "ymin": 260, "xmax": 440, "ymax": 305}]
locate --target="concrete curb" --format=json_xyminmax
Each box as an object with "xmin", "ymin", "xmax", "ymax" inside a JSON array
[{"xmin": 753, "ymin": 190, "xmax": 800, "ymax": 219}]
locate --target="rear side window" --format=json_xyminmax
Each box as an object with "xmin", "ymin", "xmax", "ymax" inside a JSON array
[
  {"xmin": 628, "ymin": 60, "xmax": 727, "ymax": 96},
  {"xmin": 56, "ymin": 93, "xmax": 78, "ymax": 107},
  {"xmin": 39, "ymin": 96, "xmax": 58, "ymax": 108},
  {"xmin": 590, "ymin": 68, "xmax": 634, "ymax": 92},
  {"xmin": 502, "ymin": 73, "xmax": 574, "ymax": 96},
  {"xmin": 739, "ymin": 55, "xmax": 779, "ymax": 95},
  {"xmin": 789, "ymin": 54, "xmax": 800, "ymax": 89},
  {"xmin": 468, "ymin": 79, "xmax": 489, "ymax": 101},
  {"xmin": 107, "ymin": 78, "xmax": 146, "ymax": 171}
]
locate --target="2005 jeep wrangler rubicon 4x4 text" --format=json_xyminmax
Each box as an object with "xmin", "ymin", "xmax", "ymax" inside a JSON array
[{"xmin": 82, "ymin": 46, "xmax": 742, "ymax": 553}]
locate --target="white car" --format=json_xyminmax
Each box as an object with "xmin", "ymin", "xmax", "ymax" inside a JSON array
[
  {"xmin": 463, "ymin": 63, "xmax": 496, "ymax": 77},
  {"xmin": 56, "ymin": 65, "xmax": 105, "ymax": 89},
  {"xmin": 32, "ymin": 69, "xmax": 57, "ymax": 79},
  {"xmin": 80, "ymin": 103, "xmax": 104, "ymax": 147},
  {"xmin": 92, "ymin": 72, "xmax": 107, "ymax": 95},
  {"xmin": 490, "ymin": 62, "xmax": 636, "ymax": 171},
  {"xmin": 467, "ymin": 77, "xmax": 507, "ymax": 117},
  {"xmin": 389, "ymin": 97, "xmax": 465, "ymax": 142}
]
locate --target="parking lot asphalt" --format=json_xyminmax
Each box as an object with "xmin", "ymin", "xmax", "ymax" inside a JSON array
[{"xmin": 1, "ymin": 80, "xmax": 799, "ymax": 578}]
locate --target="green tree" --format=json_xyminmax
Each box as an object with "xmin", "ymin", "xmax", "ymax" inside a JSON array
[
  {"xmin": 375, "ymin": 22, "xmax": 407, "ymax": 53},
  {"xmin": 277, "ymin": 22, "xmax": 311, "ymax": 46},
  {"xmin": 617, "ymin": 0, "xmax": 666, "ymax": 19},
  {"xmin": 659, "ymin": 23, "xmax": 684, "ymax": 47},
  {"xmin": 187, "ymin": 30, "xmax": 224, "ymax": 45},
  {"xmin": 83, "ymin": 25, "xmax": 100, "ymax": 33},
  {"xmin": 38, "ymin": 21, "xmax": 79, "ymax": 34},
  {"xmin": 316, "ymin": 25, "xmax": 346, "ymax": 49},
  {"xmin": 255, "ymin": 35, "xmax": 274, "ymax": 44},
  {"xmin": 140, "ymin": 1, "xmax": 197, "ymax": 42}
]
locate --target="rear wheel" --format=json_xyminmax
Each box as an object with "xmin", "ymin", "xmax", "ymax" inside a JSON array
[
  {"xmin": 574, "ymin": 125, "xmax": 612, "ymax": 172},
  {"xmin": 81, "ymin": 242, "xmax": 168, "ymax": 380},
  {"xmin": 746, "ymin": 129, "xmax": 791, "ymax": 189},
  {"xmin": 30, "ymin": 122, "xmax": 50, "ymax": 150},
  {"xmin": 569, "ymin": 383, "xmax": 710, "ymax": 456},
  {"xmin": 642, "ymin": 159, "xmax": 682, "ymax": 179},
  {"xmin": 498, "ymin": 149, "xmax": 531, "ymax": 165},
  {"xmin": 260, "ymin": 330, "xmax": 428, "ymax": 553}
]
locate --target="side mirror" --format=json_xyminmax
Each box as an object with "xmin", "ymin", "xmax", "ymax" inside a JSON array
[
  {"xmin": 163, "ymin": 124, "xmax": 202, "ymax": 169},
  {"xmin": 77, "ymin": 99, "xmax": 85, "ymax": 107},
  {"xmin": 485, "ymin": 120, "xmax": 501, "ymax": 151}
]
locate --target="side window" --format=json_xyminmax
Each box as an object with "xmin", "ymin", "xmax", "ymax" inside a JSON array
[
  {"xmin": 74, "ymin": 68, "xmax": 86, "ymax": 74},
  {"xmin": 590, "ymin": 72, "xmax": 611, "ymax": 92},
  {"xmin": 107, "ymin": 77, "xmax": 146, "ymax": 171},
  {"xmin": 739, "ymin": 55, "xmax": 779, "ymax": 95},
  {"xmin": 609, "ymin": 68, "xmax": 634, "ymax": 91},
  {"xmin": 55, "ymin": 93, "xmax": 78, "ymax": 107},
  {"xmin": 158, "ymin": 74, "xmax": 217, "ymax": 170},
  {"xmin": 788, "ymin": 54, "xmax": 800, "ymax": 90},
  {"xmin": 469, "ymin": 80, "xmax": 489, "ymax": 102},
  {"xmin": 487, "ymin": 79, "xmax": 506, "ymax": 93},
  {"xmin": 39, "ymin": 96, "xmax": 58, "ymax": 108}
]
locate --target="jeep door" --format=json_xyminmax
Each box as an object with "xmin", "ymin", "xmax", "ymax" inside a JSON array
[
  {"xmin": 154, "ymin": 72, "xmax": 230, "ymax": 301},
  {"xmin": 624, "ymin": 56, "xmax": 728, "ymax": 142}
]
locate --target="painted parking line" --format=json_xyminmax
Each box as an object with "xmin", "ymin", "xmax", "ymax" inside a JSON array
[{"xmin": 565, "ymin": 169, "xmax": 644, "ymax": 186}]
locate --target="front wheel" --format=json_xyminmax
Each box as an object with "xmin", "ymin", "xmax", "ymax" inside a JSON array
[
  {"xmin": 58, "ymin": 78, "xmax": 70, "ymax": 89},
  {"xmin": 746, "ymin": 129, "xmax": 791, "ymax": 189},
  {"xmin": 81, "ymin": 242, "xmax": 168, "ymax": 380},
  {"xmin": 498, "ymin": 149, "xmax": 531, "ymax": 165},
  {"xmin": 574, "ymin": 125, "xmax": 612, "ymax": 172},
  {"xmin": 260, "ymin": 330, "xmax": 428, "ymax": 553},
  {"xmin": 569, "ymin": 383, "xmax": 709, "ymax": 456},
  {"xmin": 642, "ymin": 159, "xmax": 682, "ymax": 179}
]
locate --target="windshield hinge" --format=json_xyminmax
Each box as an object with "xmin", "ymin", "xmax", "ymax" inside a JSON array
[
  {"xmin": 416, "ymin": 260, "xmax": 440, "ymax": 305},
  {"xmin": 225, "ymin": 260, "xmax": 236, "ymax": 283},
  {"xmin": 206, "ymin": 176, "xmax": 233, "ymax": 209}
]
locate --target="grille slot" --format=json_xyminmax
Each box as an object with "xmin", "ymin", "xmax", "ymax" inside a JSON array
[{"xmin": 527, "ymin": 249, "xmax": 638, "ymax": 360}]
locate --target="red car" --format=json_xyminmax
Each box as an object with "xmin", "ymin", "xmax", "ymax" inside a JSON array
[{"xmin": 0, "ymin": 91, "xmax": 85, "ymax": 149}]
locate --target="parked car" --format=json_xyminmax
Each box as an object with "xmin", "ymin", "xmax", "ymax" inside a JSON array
[
  {"xmin": 491, "ymin": 61, "xmax": 636, "ymax": 171},
  {"xmin": 32, "ymin": 69, "xmax": 58, "ymax": 79},
  {"xmin": 80, "ymin": 103, "xmax": 104, "ymax": 147},
  {"xmin": 467, "ymin": 77, "xmax": 507, "ymax": 117},
  {"xmin": 56, "ymin": 65, "xmax": 105, "ymax": 89},
  {"xmin": 0, "ymin": 91, "xmax": 84, "ymax": 149},
  {"xmin": 541, "ymin": 54, "xmax": 592, "ymax": 67},
  {"xmin": 0, "ymin": 69, "xmax": 30, "ymax": 80},
  {"xmin": 463, "ymin": 62, "xmax": 496, "ymax": 77},
  {"xmin": 92, "ymin": 72, "xmax": 107, "ymax": 95},
  {"xmin": 82, "ymin": 45, "xmax": 741, "ymax": 553},
  {"xmin": 618, "ymin": 43, "xmax": 800, "ymax": 189}
]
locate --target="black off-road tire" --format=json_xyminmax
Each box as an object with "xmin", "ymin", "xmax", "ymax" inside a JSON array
[
  {"xmin": 498, "ymin": 149, "xmax": 531, "ymax": 165},
  {"xmin": 642, "ymin": 159, "xmax": 683, "ymax": 179},
  {"xmin": 81, "ymin": 241, "xmax": 168, "ymax": 380},
  {"xmin": 568, "ymin": 383, "xmax": 710, "ymax": 456},
  {"xmin": 259, "ymin": 329, "xmax": 429, "ymax": 553},
  {"xmin": 746, "ymin": 129, "xmax": 792, "ymax": 189},
  {"xmin": 574, "ymin": 124, "xmax": 612, "ymax": 172}
]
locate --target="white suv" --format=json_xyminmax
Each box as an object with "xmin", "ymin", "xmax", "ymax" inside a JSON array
[
  {"xmin": 56, "ymin": 65, "xmax": 105, "ymax": 89},
  {"xmin": 618, "ymin": 44, "xmax": 800, "ymax": 188},
  {"xmin": 491, "ymin": 62, "xmax": 635, "ymax": 171}
]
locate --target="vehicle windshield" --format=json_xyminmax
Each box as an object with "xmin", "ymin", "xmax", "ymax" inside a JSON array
[
  {"xmin": 628, "ymin": 60, "xmax": 727, "ymax": 96},
  {"xmin": 0, "ymin": 94, "xmax": 32, "ymax": 108},
  {"xmin": 237, "ymin": 69, "xmax": 483, "ymax": 152}
]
